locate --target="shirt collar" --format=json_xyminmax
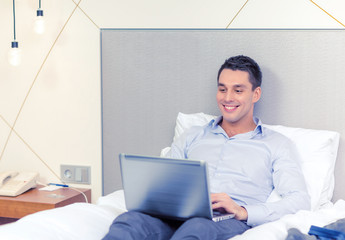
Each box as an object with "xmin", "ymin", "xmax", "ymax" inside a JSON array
[
  {"xmin": 209, "ymin": 116, "xmax": 222, "ymax": 127},
  {"xmin": 253, "ymin": 117, "xmax": 264, "ymax": 136},
  {"xmin": 208, "ymin": 116, "xmax": 264, "ymax": 137}
]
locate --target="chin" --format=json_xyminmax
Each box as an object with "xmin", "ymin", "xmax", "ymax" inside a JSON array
[{"xmin": 222, "ymin": 116, "xmax": 239, "ymax": 125}]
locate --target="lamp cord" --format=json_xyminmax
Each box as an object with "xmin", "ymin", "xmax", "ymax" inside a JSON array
[
  {"xmin": 39, "ymin": 0, "xmax": 42, "ymax": 9},
  {"xmin": 12, "ymin": 0, "xmax": 16, "ymax": 41}
]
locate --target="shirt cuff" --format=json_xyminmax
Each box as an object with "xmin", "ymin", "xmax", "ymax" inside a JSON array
[{"xmin": 243, "ymin": 204, "xmax": 268, "ymax": 227}]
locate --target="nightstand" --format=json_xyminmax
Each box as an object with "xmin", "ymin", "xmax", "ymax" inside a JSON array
[{"xmin": 0, "ymin": 185, "xmax": 91, "ymax": 224}]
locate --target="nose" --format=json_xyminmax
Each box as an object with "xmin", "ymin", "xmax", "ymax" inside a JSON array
[{"xmin": 224, "ymin": 91, "xmax": 234, "ymax": 102}]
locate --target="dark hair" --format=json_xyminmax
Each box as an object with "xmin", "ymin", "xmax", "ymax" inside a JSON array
[{"xmin": 217, "ymin": 55, "xmax": 262, "ymax": 90}]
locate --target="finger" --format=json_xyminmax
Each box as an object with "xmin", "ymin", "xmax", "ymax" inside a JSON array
[
  {"xmin": 211, "ymin": 193, "xmax": 227, "ymax": 202},
  {"xmin": 212, "ymin": 201, "xmax": 226, "ymax": 209},
  {"xmin": 212, "ymin": 202, "xmax": 221, "ymax": 209}
]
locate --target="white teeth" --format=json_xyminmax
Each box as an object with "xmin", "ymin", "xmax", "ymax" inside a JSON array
[{"xmin": 225, "ymin": 106, "xmax": 236, "ymax": 110}]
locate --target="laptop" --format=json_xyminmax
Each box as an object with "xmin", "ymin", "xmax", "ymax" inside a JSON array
[{"xmin": 119, "ymin": 153, "xmax": 235, "ymax": 222}]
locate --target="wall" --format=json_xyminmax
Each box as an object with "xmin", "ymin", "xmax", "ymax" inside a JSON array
[{"xmin": 0, "ymin": 0, "xmax": 344, "ymax": 203}]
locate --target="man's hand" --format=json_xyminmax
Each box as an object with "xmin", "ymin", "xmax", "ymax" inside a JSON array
[{"xmin": 211, "ymin": 193, "xmax": 248, "ymax": 221}]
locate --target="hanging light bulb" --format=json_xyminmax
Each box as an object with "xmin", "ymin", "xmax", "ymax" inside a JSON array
[
  {"xmin": 34, "ymin": 0, "xmax": 44, "ymax": 34},
  {"xmin": 8, "ymin": 0, "xmax": 21, "ymax": 66},
  {"xmin": 8, "ymin": 41, "xmax": 21, "ymax": 66}
]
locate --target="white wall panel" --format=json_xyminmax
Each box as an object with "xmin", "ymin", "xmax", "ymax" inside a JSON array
[
  {"xmin": 231, "ymin": 0, "xmax": 342, "ymax": 28},
  {"xmin": 80, "ymin": 0, "xmax": 248, "ymax": 28}
]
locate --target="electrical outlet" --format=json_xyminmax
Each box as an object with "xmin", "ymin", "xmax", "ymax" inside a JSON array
[{"xmin": 60, "ymin": 165, "xmax": 91, "ymax": 184}]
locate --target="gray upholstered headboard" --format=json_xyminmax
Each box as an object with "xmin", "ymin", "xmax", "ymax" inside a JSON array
[{"xmin": 101, "ymin": 29, "xmax": 345, "ymax": 202}]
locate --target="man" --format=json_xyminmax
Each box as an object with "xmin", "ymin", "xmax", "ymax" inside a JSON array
[{"xmin": 103, "ymin": 55, "xmax": 310, "ymax": 240}]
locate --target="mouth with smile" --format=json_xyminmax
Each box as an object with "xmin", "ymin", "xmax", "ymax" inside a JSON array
[{"xmin": 223, "ymin": 104, "xmax": 239, "ymax": 112}]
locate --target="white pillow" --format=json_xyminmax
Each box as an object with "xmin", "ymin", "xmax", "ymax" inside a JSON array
[
  {"xmin": 170, "ymin": 112, "xmax": 340, "ymax": 211},
  {"xmin": 173, "ymin": 112, "xmax": 217, "ymax": 141}
]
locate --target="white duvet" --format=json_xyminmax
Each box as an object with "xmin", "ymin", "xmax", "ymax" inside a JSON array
[{"xmin": 1, "ymin": 190, "xmax": 345, "ymax": 240}]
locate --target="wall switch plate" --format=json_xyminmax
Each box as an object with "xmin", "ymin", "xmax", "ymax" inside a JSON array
[{"xmin": 60, "ymin": 165, "xmax": 91, "ymax": 184}]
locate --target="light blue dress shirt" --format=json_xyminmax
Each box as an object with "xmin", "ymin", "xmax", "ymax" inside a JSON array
[{"xmin": 168, "ymin": 116, "xmax": 310, "ymax": 226}]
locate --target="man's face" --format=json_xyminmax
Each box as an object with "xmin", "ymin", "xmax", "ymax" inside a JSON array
[{"xmin": 216, "ymin": 69, "xmax": 261, "ymax": 127}]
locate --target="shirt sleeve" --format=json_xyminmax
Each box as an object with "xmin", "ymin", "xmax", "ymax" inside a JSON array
[
  {"xmin": 166, "ymin": 125, "xmax": 204, "ymax": 159},
  {"xmin": 244, "ymin": 139, "xmax": 311, "ymax": 226}
]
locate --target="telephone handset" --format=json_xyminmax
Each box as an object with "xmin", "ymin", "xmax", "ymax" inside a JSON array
[{"xmin": 0, "ymin": 171, "xmax": 39, "ymax": 197}]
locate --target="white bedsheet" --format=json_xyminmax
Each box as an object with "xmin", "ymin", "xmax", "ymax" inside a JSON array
[
  {"xmin": 0, "ymin": 190, "xmax": 344, "ymax": 240},
  {"xmin": 0, "ymin": 191, "xmax": 126, "ymax": 240},
  {"xmin": 233, "ymin": 200, "xmax": 345, "ymax": 240}
]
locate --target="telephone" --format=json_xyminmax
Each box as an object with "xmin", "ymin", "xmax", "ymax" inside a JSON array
[{"xmin": 0, "ymin": 171, "xmax": 39, "ymax": 197}]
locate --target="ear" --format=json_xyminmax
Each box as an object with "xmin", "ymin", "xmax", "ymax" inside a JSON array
[{"xmin": 252, "ymin": 87, "xmax": 261, "ymax": 103}]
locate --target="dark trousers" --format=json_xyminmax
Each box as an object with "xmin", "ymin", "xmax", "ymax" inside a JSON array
[{"xmin": 102, "ymin": 211, "xmax": 251, "ymax": 240}]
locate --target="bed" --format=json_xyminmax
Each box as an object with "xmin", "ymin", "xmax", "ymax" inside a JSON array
[{"xmin": 0, "ymin": 112, "xmax": 342, "ymax": 240}]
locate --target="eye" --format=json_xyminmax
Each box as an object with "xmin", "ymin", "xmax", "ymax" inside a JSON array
[{"xmin": 218, "ymin": 87, "xmax": 226, "ymax": 93}]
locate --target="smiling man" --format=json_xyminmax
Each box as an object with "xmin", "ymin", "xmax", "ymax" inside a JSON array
[
  {"xmin": 103, "ymin": 55, "xmax": 310, "ymax": 240},
  {"xmin": 216, "ymin": 67, "xmax": 261, "ymax": 138}
]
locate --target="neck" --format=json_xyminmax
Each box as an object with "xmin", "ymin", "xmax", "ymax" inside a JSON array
[{"xmin": 220, "ymin": 118, "xmax": 257, "ymax": 138}]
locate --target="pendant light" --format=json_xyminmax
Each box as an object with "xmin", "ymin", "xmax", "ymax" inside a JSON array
[
  {"xmin": 34, "ymin": 0, "xmax": 45, "ymax": 34},
  {"xmin": 8, "ymin": 0, "xmax": 21, "ymax": 66}
]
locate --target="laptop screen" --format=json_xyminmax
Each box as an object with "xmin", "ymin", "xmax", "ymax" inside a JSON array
[{"xmin": 119, "ymin": 154, "xmax": 213, "ymax": 220}]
